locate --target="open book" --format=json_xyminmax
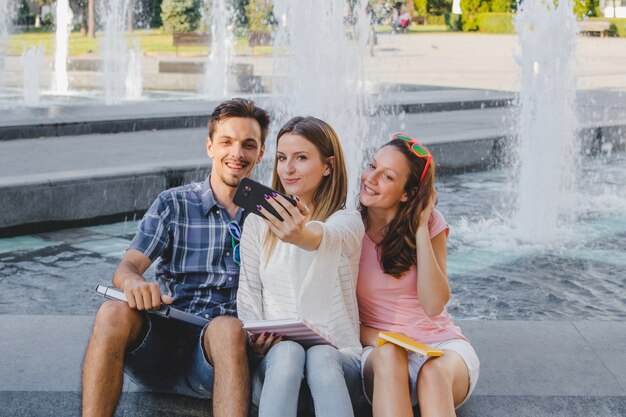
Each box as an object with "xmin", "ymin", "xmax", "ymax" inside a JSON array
[
  {"xmin": 95, "ymin": 285, "xmax": 336, "ymax": 348},
  {"xmin": 243, "ymin": 318, "xmax": 337, "ymax": 348},
  {"xmin": 377, "ymin": 331, "xmax": 444, "ymax": 357}
]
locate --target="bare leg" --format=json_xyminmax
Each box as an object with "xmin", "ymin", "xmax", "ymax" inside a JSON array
[
  {"xmin": 203, "ymin": 316, "xmax": 250, "ymax": 417},
  {"xmin": 417, "ymin": 351, "xmax": 469, "ymax": 417},
  {"xmin": 82, "ymin": 301, "xmax": 145, "ymax": 417},
  {"xmin": 364, "ymin": 343, "xmax": 413, "ymax": 417}
]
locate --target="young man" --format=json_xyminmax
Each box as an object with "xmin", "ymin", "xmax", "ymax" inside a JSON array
[{"xmin": 81, "ymin": 98, "xmax": 270, "ymax": 417}]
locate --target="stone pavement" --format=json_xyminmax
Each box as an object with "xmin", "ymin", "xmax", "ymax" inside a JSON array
[{"xmin": 1, "ymin": 314, "xmax": 624, "ymax": 416}]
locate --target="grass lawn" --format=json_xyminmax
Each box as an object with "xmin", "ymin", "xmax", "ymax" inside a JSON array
[
  {"xmin": 7, "ymin": 25, "xmax": 448, "ymax": 57},
  {"xmin": 8, "ymin": 29, "xmax": 274, "ymax": 57}
]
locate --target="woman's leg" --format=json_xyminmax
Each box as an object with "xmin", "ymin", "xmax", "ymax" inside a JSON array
[
  {"xmin": 254, "ymin": 340, "xmax": 306, "ymax": 417},
  {"xmin": 305, "ymin": 345, "xmax": 361, "ymax": 417},
  {"xmin": 362, "ymin": 343, "xmax": 413, "ymax": 417},
  {"xmin": 416, "ymin": 351, "xmax": 469, "ymax": 417}
]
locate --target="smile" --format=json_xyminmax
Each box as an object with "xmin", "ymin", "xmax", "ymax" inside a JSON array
[
  {"xmin": 362, "ymin": 184, "xmax": 379, "ymax": 196},
  {"xmin": 225, "ymin": 161, "xmax": 246, "ymax": 170}
]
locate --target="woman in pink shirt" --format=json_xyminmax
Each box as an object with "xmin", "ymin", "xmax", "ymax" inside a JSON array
[{"xmin": 357, "ymin": 133, "xmax": 480, "ymax": 417}]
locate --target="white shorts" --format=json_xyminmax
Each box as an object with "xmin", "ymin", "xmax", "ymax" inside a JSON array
[{"xmin": 361, "ymin": 339, "xmax": 480, "ymax": 408}]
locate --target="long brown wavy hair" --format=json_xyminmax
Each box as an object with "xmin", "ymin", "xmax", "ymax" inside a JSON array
[
  {"xmin": 359, "ymin": 139, "xmax": 436, "ymax": 278},
  {"xmin": 263, "ymin": 116, "xmax": 348, "ymax": 260}
]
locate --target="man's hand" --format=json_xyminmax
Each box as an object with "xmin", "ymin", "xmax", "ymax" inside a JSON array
[{"xmin": 123, "ymin": 278, "xmax": 173, "ymax": 310}]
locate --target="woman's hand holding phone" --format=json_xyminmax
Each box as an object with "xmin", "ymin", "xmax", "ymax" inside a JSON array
[{"xmin": 260, "ymin": 193, "xmax": 311, "ymax": 246}]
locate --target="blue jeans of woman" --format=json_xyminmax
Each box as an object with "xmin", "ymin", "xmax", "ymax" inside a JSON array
[{"xmin": 252, "ymin": 341, "xmax": 362, "ymax": 417}]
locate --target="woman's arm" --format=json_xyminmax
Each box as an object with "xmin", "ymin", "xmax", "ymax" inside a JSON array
[
  {"xmin": 236, "ymin": 216, "xmax": 265, "ymax": 322},
  {"xmin": 416, "ymin": 194, "xmax": 450, "ymax": 317}
]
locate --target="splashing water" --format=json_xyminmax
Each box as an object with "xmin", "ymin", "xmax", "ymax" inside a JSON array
[
  {"xmin": 266, "ymin": 1, "xmax": 373, "ymax": 201},
  {"xmin": 125, "ymin": 40, "xmax": 143, "ymax": 100},
  {"xmin": 22, "ymin": 45, "xmax": 44, "ymax": 105},
  {"xmin": 54, "ymin": 0, "xmax": 71, "ymax": 93},
  {"xmin": 101, "ymin": 0, "xmax": 131, "ymax": 104},
  {"xmin": 202, "ymin": 0, "xmax": 234, "ymax": 98},
  {"xmin": 513, "ymin": 0, "xmax": 579, "ymax": 242},
  {"xmin": 0, "ymin": 0, "xmax": 15, "ymax": 90}
]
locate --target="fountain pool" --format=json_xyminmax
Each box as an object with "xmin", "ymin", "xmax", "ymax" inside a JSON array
[{"xmin": 1, "ymin": 150, "xmax": 624, "ymax": 319}]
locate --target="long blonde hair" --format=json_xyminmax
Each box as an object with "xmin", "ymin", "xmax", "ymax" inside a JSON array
[{"xmin": 263, "ymin": 116, "xmax": 348, "ymax": 260}]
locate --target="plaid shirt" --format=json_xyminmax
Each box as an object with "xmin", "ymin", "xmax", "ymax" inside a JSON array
[{"xmin": 129, "ymin": 178, "xmax": 244, "ymax": 320}]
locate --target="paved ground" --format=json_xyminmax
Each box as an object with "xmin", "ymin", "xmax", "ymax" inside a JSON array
[{"xmin": 1, "ymin": 315, "xmax": 624, "ymax": 417}]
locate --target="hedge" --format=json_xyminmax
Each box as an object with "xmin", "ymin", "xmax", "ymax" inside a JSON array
[
  {"xmin": 427, "ymin": 14, "xmax": 446, "ymax": 25},
  {"xmin": 475, "ymin": 13, "xmax": 515, "ymax": 33}
]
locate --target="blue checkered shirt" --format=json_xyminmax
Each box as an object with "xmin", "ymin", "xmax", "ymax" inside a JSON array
[{"xmin": 129, "ymin": 178, "xmax": 244, "ymax": 320}]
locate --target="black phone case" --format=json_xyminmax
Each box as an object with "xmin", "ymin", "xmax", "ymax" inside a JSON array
[{"xmin": 234, "ymin": 177, "xmax": 297, "ymax": 221}]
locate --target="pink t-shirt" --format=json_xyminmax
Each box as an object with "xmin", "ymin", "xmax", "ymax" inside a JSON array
[{"xmin": 356, "ymin": 209, "xmax": 466, "ymax": 345}]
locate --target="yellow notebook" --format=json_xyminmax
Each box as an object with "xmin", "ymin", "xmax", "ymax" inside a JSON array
[{"xmin": 377, "ymin": 331, "xmax": 444, "ymax": 357}]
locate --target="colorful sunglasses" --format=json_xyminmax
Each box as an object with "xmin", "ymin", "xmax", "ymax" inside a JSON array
[
  {"xmin": 393, "ymin": 132, "xmax": 432, "ymax": 185},
  {"xmin": 228, "ymin": 220, "xmax": 241, "ymax": 266}
]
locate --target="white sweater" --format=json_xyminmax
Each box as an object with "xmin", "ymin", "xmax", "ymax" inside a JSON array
[{"xmin": 237, "ymin": 209, "xmax": 364, "ymax": 358}]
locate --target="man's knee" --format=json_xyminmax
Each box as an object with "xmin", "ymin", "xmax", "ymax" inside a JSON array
[
  {"xmin": 203, "ymin": 316, "xmax": 247, "ymax": 359},
  {"xmin": 92, "ymin": 301, "xmax": 143, "ymax": 345}
]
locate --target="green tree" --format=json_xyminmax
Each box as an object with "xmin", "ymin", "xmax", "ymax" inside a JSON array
[
  {"xmin": 574, "ymin": 0, "xmax": 599, "ymax": 17},
  {"xmin": 161, "ymin": 0, "xmax": 202, "ymax": 33},
  {"xmin": 491, "ymin": 0, "xmax": 513, "ymax": 12},
  {"xmin": 460, "ymin": 0, "xmax": 490, "ymax": 31},
  {"xmin": 413, "ymin": 0, "xmax": 428, "ymax": 15},
  {"xmin": 245, "ymin": 0, "xmax": 275, "ymax": 32}
]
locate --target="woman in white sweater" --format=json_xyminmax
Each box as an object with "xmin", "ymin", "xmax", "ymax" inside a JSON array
[{"xmin": 237, "ymin": 116, "xmax": 364, "ymax": 417}]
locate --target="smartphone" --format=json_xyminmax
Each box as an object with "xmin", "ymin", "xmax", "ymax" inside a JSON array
[{"xmin": 234, "ymin": 177, "xmax": 297, "ymax": 221}]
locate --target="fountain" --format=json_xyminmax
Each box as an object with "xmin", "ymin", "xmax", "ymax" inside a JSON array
[
  {"xmin": 0, "ymin": 0, "xmax": 15, "ymax": 91},
  {"xmin": 202, "ymin": 0, "xmax": 235, "ymax": 98},
  {"xmin": 101, "ymin": 0, "xmax": 131, "ymax": 104},
  {"xmin": 22, "ymin": 45, "xmax": 44, "ymax": 106},
  {"xmin": 267, "ymin": 0, "xmax": 373, "ymax": 198},
  {"xmin": 125, "ymin": 40, "xmax": 143, "ymax": 100},
  {"xmin": 53, "ymin": 0, "xmax": 71, "ymax": 93},
  {"xmin": 513, "ymin": 0, "xmax": 579, "ymax": 242}
]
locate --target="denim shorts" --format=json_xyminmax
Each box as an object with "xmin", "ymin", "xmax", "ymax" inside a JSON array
[{"xmin": 124, "ymin": 313, "xmax": 214, "ymax": 399}]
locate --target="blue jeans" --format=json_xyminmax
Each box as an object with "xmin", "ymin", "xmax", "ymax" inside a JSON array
[
  {"xmin": 124, "ymin": 313, "xmax": 214, "ymax": 399},
  {"xmin": 252, "ymin": 341, "xmax": 362, "ymax": 417}
]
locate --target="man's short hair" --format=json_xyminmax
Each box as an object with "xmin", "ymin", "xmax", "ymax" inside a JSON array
[{"xmin": 208, "ymin": 98, "xmax": 270, "ymax": 145}]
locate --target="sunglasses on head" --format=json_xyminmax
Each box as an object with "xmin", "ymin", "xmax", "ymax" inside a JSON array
[
  {"xmin": 393, "ymin": 132, "xmax": 432, "ymax": 185},
  {"xmin": 227, "ymin": 220, "xmax": 241, "ymax": 266}
]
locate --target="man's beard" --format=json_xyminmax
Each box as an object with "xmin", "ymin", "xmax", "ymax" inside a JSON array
[{"xmin": 221, "ymin": 173, "xmax": 242, "ymax": 188}]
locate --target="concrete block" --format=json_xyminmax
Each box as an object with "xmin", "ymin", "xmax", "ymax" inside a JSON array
[{"xmin": 458, "ymin": 320, "xmax": 625, "ymax": 396}]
